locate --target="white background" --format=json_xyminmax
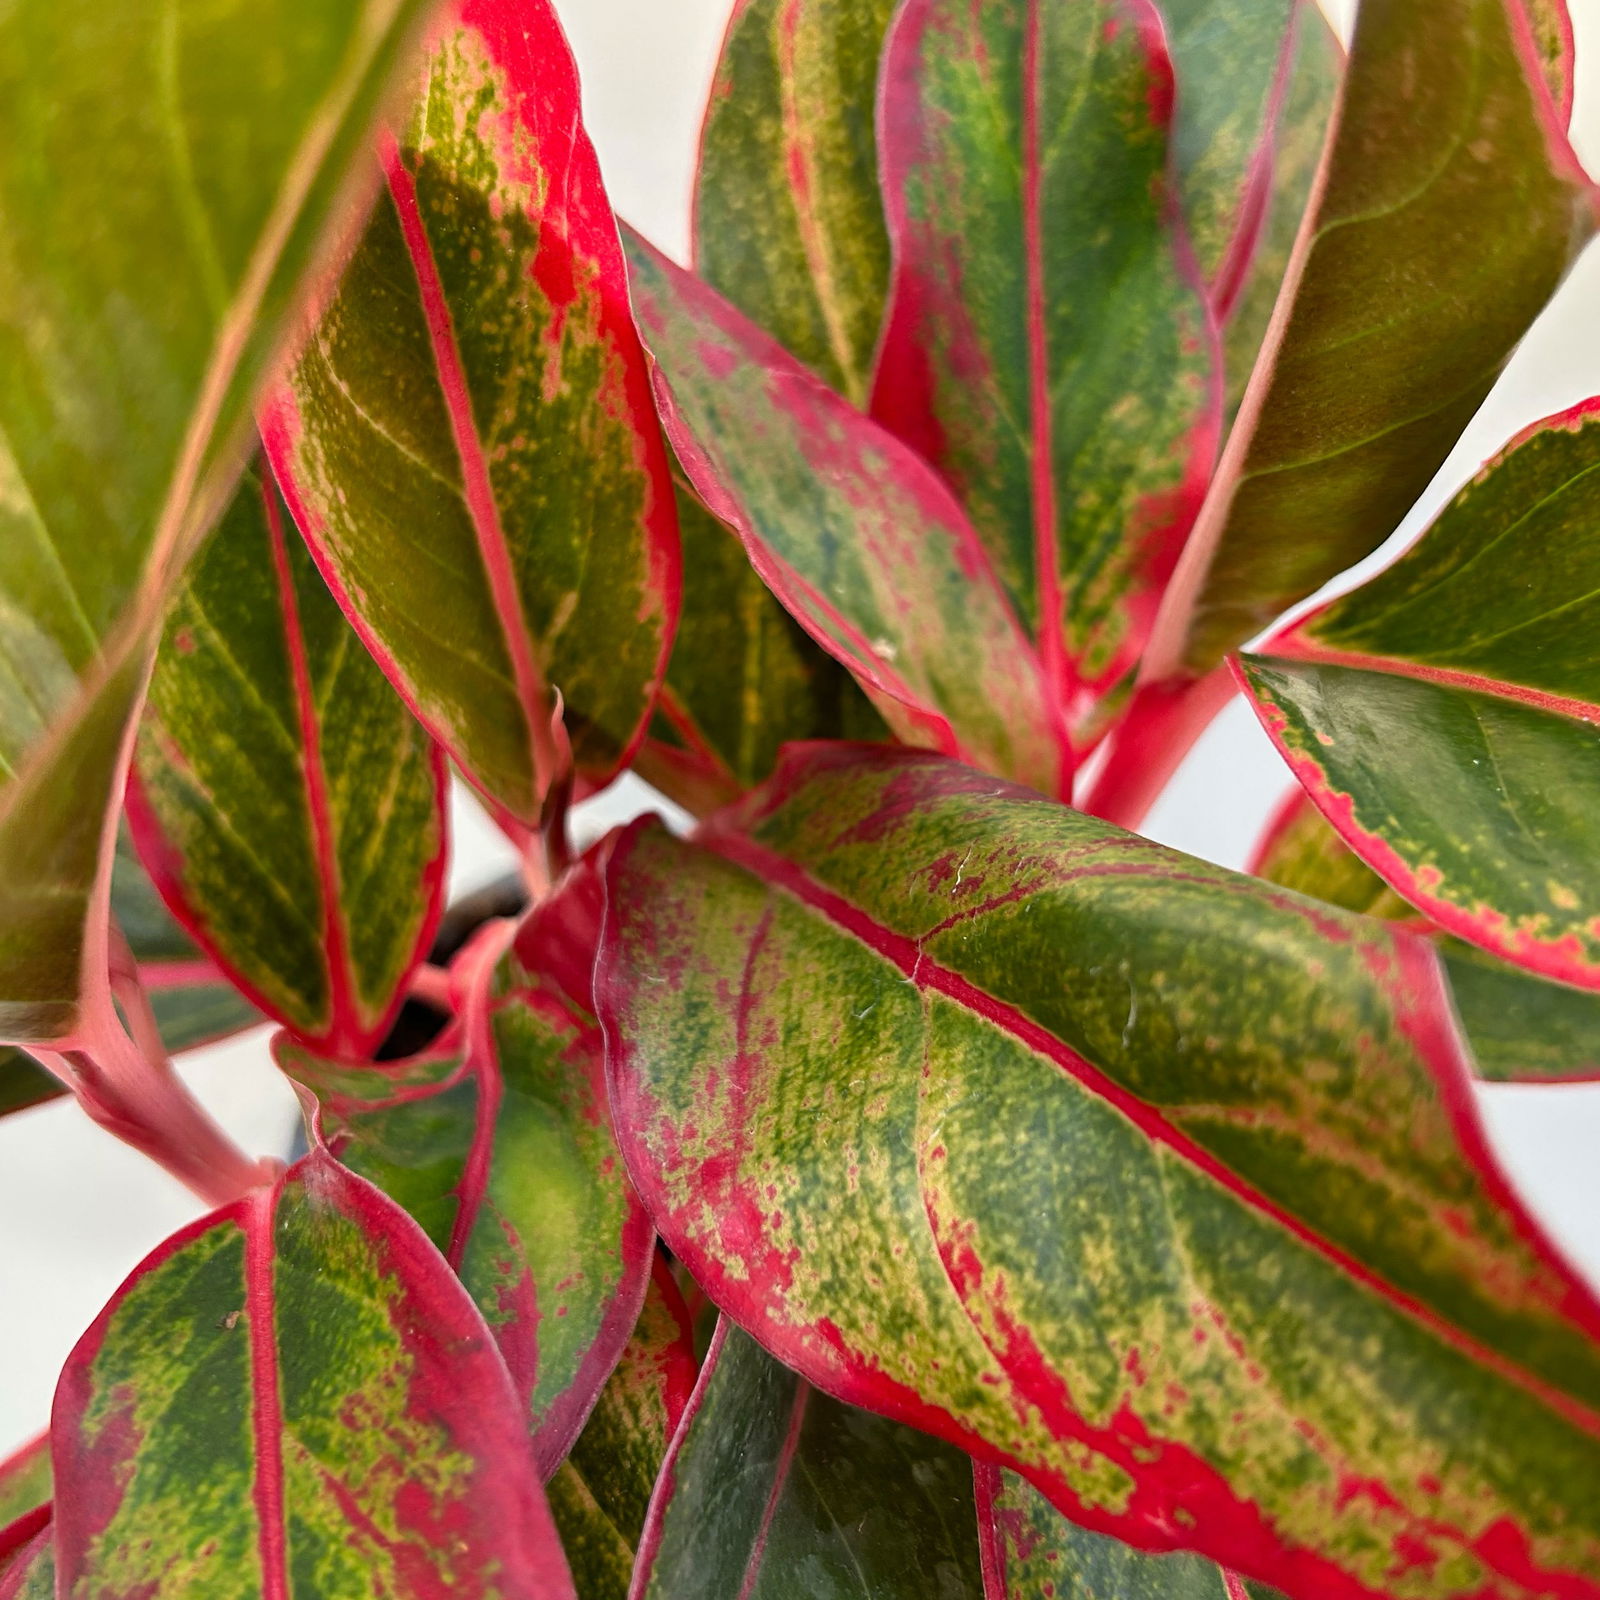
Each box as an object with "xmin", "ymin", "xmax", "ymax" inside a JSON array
[{"xmin": 3, "ymin": 0, "xmax": 1600, "ymax": 1460}]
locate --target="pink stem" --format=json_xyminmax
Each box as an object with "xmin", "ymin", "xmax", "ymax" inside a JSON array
[
  {"xmin": 407, "ymin": 963, "xmax": 455, "ymax": 1013},
  {"xmin": 1076, "ymin": 667, "xmax": 1234, "ymax": 830},
  {"xmin": 40, "ymin": 964, "xmax": 270, "ymax": 1208}
]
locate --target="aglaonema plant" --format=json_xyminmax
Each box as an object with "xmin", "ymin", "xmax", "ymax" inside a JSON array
[{"xmin": 2, "ymin": 0, "xmax": 1599, "ymax": 1593}]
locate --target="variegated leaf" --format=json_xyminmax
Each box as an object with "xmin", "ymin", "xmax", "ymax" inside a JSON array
[
  {"xmin": 599, "ymin": 743, "xmax": 1600, "ymax": 1599},
  {"xmin": 1215, "ymin": 4, "xmax": 1342, "ymax": 418},
  {"xmin": 281, "ymin": 865, "xmax": 652, "ymax": 1476},
  {"xmin": 976, "ymin": 1466, "xmax": 1282, "ymax": 1599},
  {"xmin": 636, "ymin": 477, "xmax": 887, "ymax": 816},
  {"xmin": 1251, "ymin": 788, "xmax": 1600, "ymax": 1084},
  {"xmin": 695, "ymin": 0, "xmax": 897, "ymax": 408},
  {"xmin": 265, "ymin": 0, "xmax": 679, "ymax": 835},
  {"xmin": 129, "ymin": 464, "xmax": 446, "ymax": 1055},
  {"xmin": 1161, "ymin": 0, "xmax": 1305, "ymax": 309},
  {"xmin": 546, "ymin": 1254, "xmax": 697, "ymax": 1599},
  {"xmin": 0, "ymin": 1515, "xmax": 51, "ymax": 1600},
  {"xmin": 0, "ymin": 1441, "xmax": 46, "ymax": 1536},
  {"xmin": 624, "ymin": 230, "xmax": 1070, "ymax": 798},
  {"xmin": 870, "ymin": 0, "xmax": 1219, "ymax": 747},
  {"xmin": 53, "ymin": 1151, "xmax": 574, "ymax": 1598}
]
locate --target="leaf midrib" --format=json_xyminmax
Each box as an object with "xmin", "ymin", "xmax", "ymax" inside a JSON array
[{"xmin": 700, "ymin": 824, "xmax": 1600, "ymax": 1439}]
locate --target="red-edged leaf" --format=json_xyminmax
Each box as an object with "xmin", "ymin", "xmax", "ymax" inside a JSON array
[
  {"xmin": 693, "ymin": 0, "xmax": 898, "ymax": 408},
  {"xmin": 598, "ymin": 742, "xmax": 1600, "ymax": 1599},
  {"xmin": 1246, "ymin": 785, "xmax": 1419, "ymax": 923},
  {"xmin": 108, "ymin": 823, "xmax": 262, "ymax": 1053},
  {"xmin": 281, "ymin": 865, "xmax": 652, "ymax": 1477},
  {"xmin": 630, "ymin": 1317, "xmax": 983, "ymax": 1599},
  {"xmin": 1250, "ymin": 789, "xmax": 1600, "ymax": 1085},
  {"xmin": 127, "ymin": 463, "xmax": 446, "ymax": 1055},
  {"xmin": 976, "ymin": 1464, "xmax": 1280, "ymax": 1599},
  {"xmin": 1239, "ymin": 397, "xmax": 1600, "ymax": 991},
  {"xmin": 1160, "ymin": 0, "xmax": 1319, "ymax": 316},
  {"xmin": 0, "ymin": 1512, "xmax": 51, "ymax": 1600},
  {"xmin": 623, "ymin": 231, "xmax": 1071, "ymax": 799},
  {"xmin": 869, "ymin": 0, "xmax": 1220, "ymax": 748},
  {"xmin": 1214, "ymin": 3, "xmax": 1342, "ymax": 419},
  {"xmin": 546, "ymin": 1254, "xmax": 697, "ymax": 1598},
  {"xmin": 1527, "ymin": 0, "xmax": 1578, "ymax": 122},
  {"xmin": 634, "ymin": 476, "xmax": 889, "ymax": 818},
  {"xmin": 1143, "ymin": 0, "xmax": 1597, "ymax": 686},
  {"xmin": 264, "ymin": 0, "xmax": 679, "ymax": 834},
  {"xmin": 0, "ymin": 1441, "xmax": 47, "ymax": 1544},
  {"xmin": 52, "ymin": 1150, "xmax": 573, "ymax": 1598}
]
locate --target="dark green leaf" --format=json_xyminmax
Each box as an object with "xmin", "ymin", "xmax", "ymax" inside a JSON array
[
  {"xmin": 632, "ymin": 1319, "xmax": 983, "ymax": 1599},
  {"xmin": 1147, "ymin": 0, "xmax": 1596, "ymax": 683},
  {"xmin": 1240, "ymin": 399, "xmax": 1600, "ymax": 989}
]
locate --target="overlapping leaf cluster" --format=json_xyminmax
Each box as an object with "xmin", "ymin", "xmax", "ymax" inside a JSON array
[{"xmin": 2, "ymin": 0, "xmax": 1600, "ymax": 1596}]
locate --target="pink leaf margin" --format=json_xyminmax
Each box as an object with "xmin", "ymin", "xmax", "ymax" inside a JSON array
[
  {"xmin": 262, "ymin": 0, "xmax": 682, "ymax": 833},
  {"xmin": 51, "ymin": 1150, "xmax": 574, "ymax": 1600},
  {"xmin": 597, "ymin": 742, "xmax": 1600, "ymax": 1600},
  {"xmin": 624, "ymin": 228, "xmax": 1072, "ymax": 799},
  {"xmin": 124, "ymin": 472, "xmax": 449, "ymax": 1061},
  {"xmin": 869, "ymin": 0, "xmax": 1222, "ymax": 743}
]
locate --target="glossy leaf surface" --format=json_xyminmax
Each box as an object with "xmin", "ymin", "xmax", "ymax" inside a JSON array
[
  {"xmin": 282, "ymin": 871, "xmax": 652, "ymax": 1476},
  {"xmin": 600, "ymin": 743, "xmax": 1600, "ymax": 1599},
  {"xmin": 1160, "ymin": 0, "xmax": 1304, "ymax": 305},
  {"xmin": 1148, "ymin": 0, "xmax": 1596, "ymax": 681},
  {"xmin": 0, "ymin": 0, "xmax": 433, "ymax": 1042},
  {"xmin": 1241, "ymin": 399, "xmax": 1600, "ymax": 989},
  {"xmin": 1251, "ymin": 789, "xmax": 1600, "ymax": 1083},
  {"xmin": 632, "ymin": 1318, "xmax": 983, "ymax": 1599},
  {"xmin": 546, "ymin": 1256, "xmax": 697, "ymax": 1599},
  {"xmin": 1216, "ymin": 5, "xmax": 1341, "ymax": 416},
  {"xmin": 0, "ymin": 1441, "xmax": 47, "ymax": 1534},
  {"xmin": 977, "ymin": 1466, "xmax": 1280, "ymax": 1600},
  {"xmin": 625, "ymin": 233, "xmax": 1068, "ymax": 797},
  {"xmin": 637, "ymin": 478, "xmax": 887, "ymax": 815},
  {"xmin": 266, "ymin": 0, "xmax": 679, "ymax": 831},
  {"xmin": 53, "ymin": 1150, "xmax": 573, "ymax": 1598},
  {"xmin": 130, "ymin": 466, "xmax": 446, "ymax": 1055},
  {"xmin": 696, "ymin": 0, "xmax": 897, "ymax": 407},
  {"xmin": 871, "ymin": 0, "xmax": 1218, "ymax": 745}
]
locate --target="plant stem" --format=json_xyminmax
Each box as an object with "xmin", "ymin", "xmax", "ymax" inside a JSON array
[
  {"xmin": 40, "ymin": 954, "xmax": 270, "ymax": 1208},
  {"xmin": 1076, "ymin": 667, "xmax": 1234, "ymax": 831}
]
